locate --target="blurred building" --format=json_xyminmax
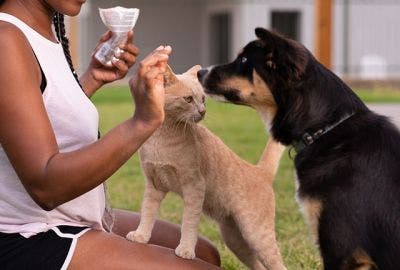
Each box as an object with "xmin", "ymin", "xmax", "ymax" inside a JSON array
[{"xmin": 69, "ymin": 0, "xmax": 400, "ymax": 80}]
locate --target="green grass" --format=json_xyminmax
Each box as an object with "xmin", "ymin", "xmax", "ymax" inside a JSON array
[
  {"xmin": 94, "ymin": 86, "xmax": 399, "ymax": 270},
  {"xmin": 354, "ymin": 88, "xmax": 400, "ymax": 103}
]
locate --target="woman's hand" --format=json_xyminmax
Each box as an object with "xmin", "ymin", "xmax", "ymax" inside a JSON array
[
  {"xmin": 130, "ymin": 45, "xmax": 172, "ymax": 129},
  {"xmin": 80, "ymin": 31, "xmax": 139, "ymax": 97}
]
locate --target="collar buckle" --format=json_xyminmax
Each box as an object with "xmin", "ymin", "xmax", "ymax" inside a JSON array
[{"xmin": 302, "ymin": 133, "xmax": 314, "ymax": 146}]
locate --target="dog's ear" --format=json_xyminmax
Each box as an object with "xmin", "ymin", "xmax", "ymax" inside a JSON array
[
  {"xmin": 255, "ymin": 27, "xmax": 286, "ymax": 49},
  {"xmin": 185, "ymin": 65, "xmax": 202, "ymax": 77},
  {"xmin": 255, "ymin": 28, "xmax": 277, "ymax": 42},
  {"xmin": 164, "ymin": 65, "xmax": 178, "ymax": 87}
]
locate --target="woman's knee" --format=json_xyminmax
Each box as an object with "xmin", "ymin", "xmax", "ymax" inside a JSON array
[
  {"xmin": 112, "ymin": 208, "xmax": 221, "ymax": 266},
  {"xmin": 70, "ymin": 230, "xmax": 221, "ymax": 270}
]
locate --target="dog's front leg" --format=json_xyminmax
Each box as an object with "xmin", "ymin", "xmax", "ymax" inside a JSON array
[
  {"xmin": 126, "ymin": 177, "xmax": 166, "ymax": 243},
  {"xmin": 175, "ymin": 180, "xmax": 206, "ymax": 259}
]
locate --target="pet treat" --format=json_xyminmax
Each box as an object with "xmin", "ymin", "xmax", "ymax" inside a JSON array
[{"xmin": 94, "ymin": 6, "xmax": 140, "ymax": 66}]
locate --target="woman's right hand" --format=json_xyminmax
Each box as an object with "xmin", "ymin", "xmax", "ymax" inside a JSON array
[{"xmin": 129, "ymin": 45, "xmax": 172, "ymax": 129}]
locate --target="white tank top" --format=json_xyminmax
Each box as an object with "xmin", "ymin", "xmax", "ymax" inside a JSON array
[{"xmin": 0, "ymin": 13, "xmax": 106, "ymax": 237}]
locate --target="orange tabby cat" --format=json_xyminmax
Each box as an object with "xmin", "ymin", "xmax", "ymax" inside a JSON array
[{"xmin": 126, "ymin": 65, "xmax": 286, "ymax": 270}]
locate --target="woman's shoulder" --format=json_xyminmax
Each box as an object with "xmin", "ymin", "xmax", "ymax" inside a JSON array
[
  {"xmin": 0, "ymin": 20, "xmax": 31, "ymax": 50},
  {"xmin": 0, "ymin": 21, "xmax": 41, "ymax": 87}
]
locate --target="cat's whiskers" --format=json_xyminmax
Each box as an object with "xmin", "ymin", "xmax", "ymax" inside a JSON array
[{"xmin": 182, "ymin": 118, "xmax": 191, "ymax": 136}]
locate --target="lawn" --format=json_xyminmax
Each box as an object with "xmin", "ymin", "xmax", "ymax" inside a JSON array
[{"xmin": 92, "ymin": 87, "xmax": 399, "ymax": 270}]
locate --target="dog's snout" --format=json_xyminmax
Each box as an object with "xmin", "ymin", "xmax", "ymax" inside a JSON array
[{"xmin": 197, "ymin": 69, "xmax": 209, "ymax": 82}]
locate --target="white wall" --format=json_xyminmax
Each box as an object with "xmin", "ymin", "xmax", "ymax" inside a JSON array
[
  {"xmin": 240, "ymin": 0, "xmax": 314, "ymax": 51},
  {"xmin": 334, "ymin": 0, "xmax": 400, "ymax": 78}
]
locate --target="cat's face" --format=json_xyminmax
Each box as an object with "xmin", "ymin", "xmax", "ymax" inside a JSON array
[{"xmin": 164, "ymin": 65, "xmax": 206, "ymax": 124}]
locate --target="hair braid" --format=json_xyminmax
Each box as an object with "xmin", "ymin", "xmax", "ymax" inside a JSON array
[{"xmin": 53, "ymin": 12, "xmax": 82, "ymax": 89}]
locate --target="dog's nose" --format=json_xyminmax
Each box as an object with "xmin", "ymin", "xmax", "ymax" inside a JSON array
[{"xmin": 197, "ymin": 69, "xmax": 209, "ymax": 82}]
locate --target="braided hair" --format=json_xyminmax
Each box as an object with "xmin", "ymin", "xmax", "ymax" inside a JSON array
[{"xmin": 53, "ymin": 12, "xmax": 82, "ymax": 88}]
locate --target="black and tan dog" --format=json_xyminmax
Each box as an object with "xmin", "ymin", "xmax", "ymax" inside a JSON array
[{"xmin": 198, "ymin": 28, "xmax": 400, "ymax": 270}]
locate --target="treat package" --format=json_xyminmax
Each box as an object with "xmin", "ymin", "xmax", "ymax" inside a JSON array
[{"xmin": 94, "ymin": 6, "xmax": 140, "ymax": 66}]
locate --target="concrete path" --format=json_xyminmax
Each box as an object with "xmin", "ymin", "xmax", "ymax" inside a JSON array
[{"xmin": 368, "ymin": 104, "xmax": 400, "ymax": 128}]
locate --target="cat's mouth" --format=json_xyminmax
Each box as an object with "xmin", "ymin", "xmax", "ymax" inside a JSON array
[
  {"xmin": 192, "ymin": 115, "xmax": 204, "ymax": 123},
  {"xmin": 176, "ymin": 115, "xmax": 204, "ymax": 125}
]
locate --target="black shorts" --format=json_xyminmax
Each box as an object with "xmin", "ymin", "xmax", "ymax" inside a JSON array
[{"xmin": 0, "ymin": 225, "xmax": 90, "ymax": 270}]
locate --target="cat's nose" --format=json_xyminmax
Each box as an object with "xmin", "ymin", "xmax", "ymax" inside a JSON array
[
  {"xmin": 199, "ymin": 108, "xmax": 206, "ymax": 117},
  {"xmin": 197, "ymin": 69, "xmax": 209, "ymax": 82}
]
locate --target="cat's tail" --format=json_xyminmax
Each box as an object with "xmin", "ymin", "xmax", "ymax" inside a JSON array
[{"xmin": 257, "ymin": 138, "xmax": 286, "ymax": 183}]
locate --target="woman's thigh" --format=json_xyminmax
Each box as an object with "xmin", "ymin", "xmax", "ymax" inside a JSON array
[
  {"xmin": 69, "ymin": 230, "xmax": 221, "ymax": 270},
  {"xmin": 111, "ymin": 209, "xmax": 221, "ymax": 266}
]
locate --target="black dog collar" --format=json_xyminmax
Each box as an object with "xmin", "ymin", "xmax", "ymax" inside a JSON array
[{"xmin": 292, "ymin": 112, "xmax": 355, "ymax": 153}]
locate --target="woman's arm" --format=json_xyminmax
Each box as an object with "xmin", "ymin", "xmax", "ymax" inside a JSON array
[
  {"xmin": 0, "ymin": 24, "xmax": 171, "ymax": 211},
  {"xmin": 80, "ymin": 31, "xmax": 139, "ymax": 97}
]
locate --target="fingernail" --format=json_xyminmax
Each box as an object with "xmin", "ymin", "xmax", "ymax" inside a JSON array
[
  {"xmin": 112, "ymin": 57, "xmax": 119, "ymax": 63},
  {"xmin": 115, "ymin": 48, "xmax": 124, "ymax": 58},
  {"xmin": 156, "ymin": 45, "xmax": 165, "ymax": 50},
  {"xmin": 165, "ymin": 45, "xmax": 172, "ymax": 51}
]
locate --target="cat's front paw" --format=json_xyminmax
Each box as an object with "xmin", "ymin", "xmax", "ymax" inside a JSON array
[
  {"xmin": 175, "ymin": 244, "xmax": 196, "ymax": 259},
  {"xmin": 126, "ymin": 230, "xmax": 150, "ymax": 243}
]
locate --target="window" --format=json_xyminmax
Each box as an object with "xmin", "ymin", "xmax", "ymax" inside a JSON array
[
  {"xmin": 209, "ymin": 13, "xmax": 232, "ymax": 64},
  {"xmin": 271, "ymin": 11, "xmax": 301, "ymax": 41}
]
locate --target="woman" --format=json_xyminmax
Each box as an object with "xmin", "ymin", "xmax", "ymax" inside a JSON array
[{"xmin": 0, "ymin": 0, "xmax": 221, "ymax": 269}]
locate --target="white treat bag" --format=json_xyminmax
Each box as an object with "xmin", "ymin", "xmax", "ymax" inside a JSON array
[{"xmin": 94, "ymin": 6, "xmax": 140, "ymax": 66}]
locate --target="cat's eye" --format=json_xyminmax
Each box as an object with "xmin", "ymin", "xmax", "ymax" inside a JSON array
[
  {"xmin": 241, "ymin": 57, "xmax": 248, "ymax": 64},
  {"xmin": 184, "ymin": 96, "xmax": 194, "ymax": 103}
]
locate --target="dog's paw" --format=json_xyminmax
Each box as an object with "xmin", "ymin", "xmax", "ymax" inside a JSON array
[
  {"xmin": 126, "ymin": 230, "xmax": 150, "ymax": 243},
  {"xmin": 175, "ymin": 244, "xmax": 196, "ymax": 259}
]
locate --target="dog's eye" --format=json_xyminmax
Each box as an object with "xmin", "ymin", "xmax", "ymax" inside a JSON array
[
  {"xmin": 202, "ymin": 96, "xmax": 206, "ymax": 103},
  {"xmin": 184, "ymin": 96, "xmax": 193, "ymax": 103},
  {"xmin": 241, "ymin": 57, "xmax": 248, "ymax": 64}
]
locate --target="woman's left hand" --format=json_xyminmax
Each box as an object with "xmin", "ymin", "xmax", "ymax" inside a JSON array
[{"xmin": 80, "ymin": 31, "xmax": 139, "ymax": 97}]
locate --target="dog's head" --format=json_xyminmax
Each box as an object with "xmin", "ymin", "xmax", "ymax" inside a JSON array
[{"xmin": 198, "ymin": 28, "xmax": 309, "ymax": 124}]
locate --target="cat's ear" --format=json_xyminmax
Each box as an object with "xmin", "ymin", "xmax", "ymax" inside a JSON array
[
  {"xmin": 164, "ymin": 65, "xmax": 178, "ymax": 87},
  {"xmin": 185, "ymin": 65, "xmax": 202, "ymax": 77}
]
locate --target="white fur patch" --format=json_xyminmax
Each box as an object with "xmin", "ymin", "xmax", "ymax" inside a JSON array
[{"xmin": 258, "ymin": 110, "xmax": 273, "ymax": 130}]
